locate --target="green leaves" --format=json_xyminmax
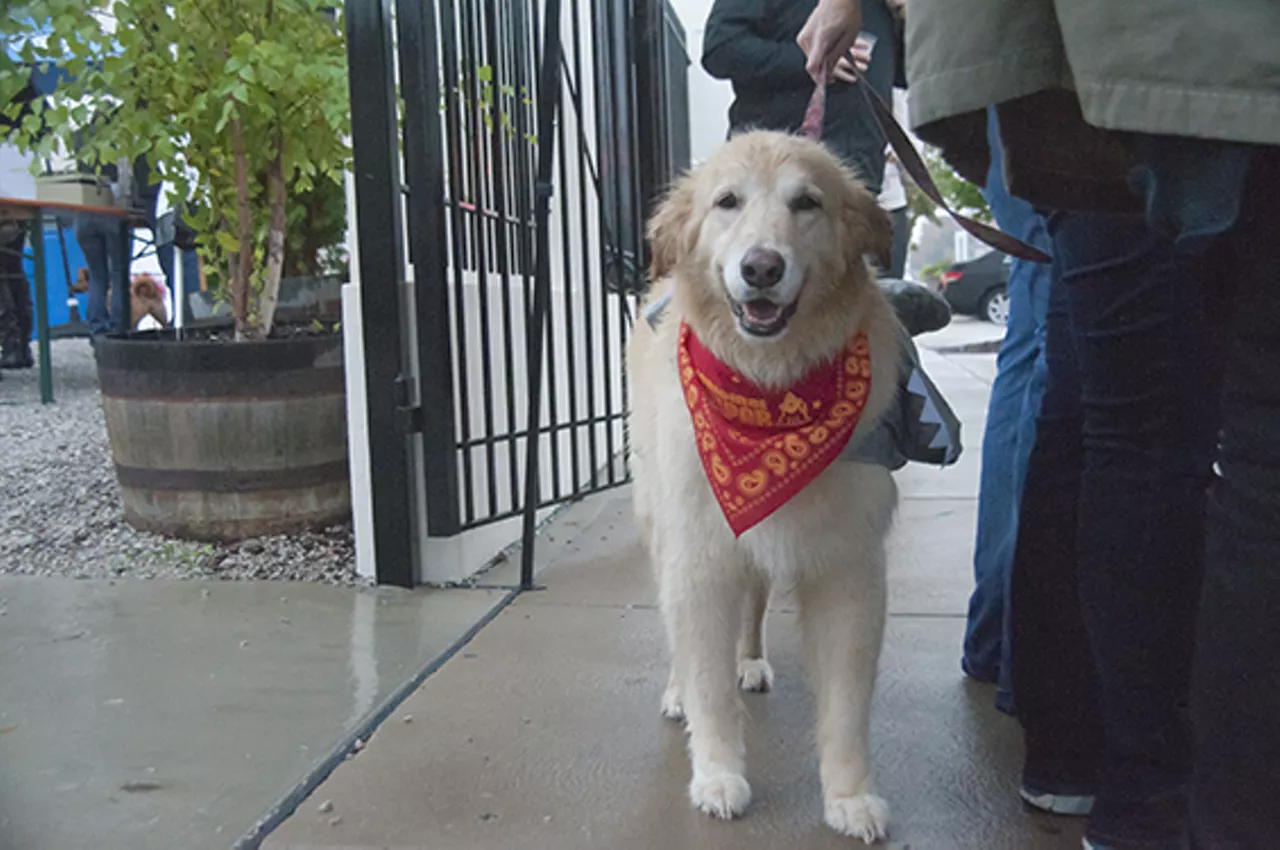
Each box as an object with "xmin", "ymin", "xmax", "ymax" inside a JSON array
[
  {"xmin": 1, "ymin": 0, "xmax": 351, "ymax": 337},
  {"xmin": 445, "ymin": 62, "xmax": 538, "ymax": 147},
  {"xmin": 215, "ymin": 230, "xmax": 241, "ymax": 253}
]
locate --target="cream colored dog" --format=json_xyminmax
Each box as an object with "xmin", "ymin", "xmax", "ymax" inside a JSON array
[{"xmin": 628, "ymin": 131, "xmax": 901, "ymax": 843}]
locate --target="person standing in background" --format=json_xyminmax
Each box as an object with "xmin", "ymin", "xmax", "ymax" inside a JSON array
[
  {"xmin": 0, "ymin": 76, "xmax": 37, "ymax": 369},
  {"xmin": 878, "ymin": 148, "xmax": 909, "ymax": 277},
  {"xmin": 0, "ymin": 219, "xmax": 32, "ymax": 369},
  {"xmin": 702, "ymin": 0, "xmax": 900, "ymax": 194},
  {"xmin": 135, "ymin": 157, "xmax": 199, "ymax": 324}
]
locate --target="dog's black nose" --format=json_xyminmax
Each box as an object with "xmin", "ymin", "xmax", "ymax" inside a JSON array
[{"xmin": 740, "ymin": 248, "xmax": 785, "ymax": 289}]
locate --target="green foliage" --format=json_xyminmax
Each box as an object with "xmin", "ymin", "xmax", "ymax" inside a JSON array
[
  {"xmin": 919, "ymin": 144, "xmax": 990, "ymax": 223},
  {"xmin": 441, "ymin": 64, "xmax": 538, "ymax": 146},
  {"xmin": 920, "ymin": 257, "xmax": 953, "ymax": 284},
  {"xmin": 284, "ymin": 171, "xmax": 347, "ymax": 278},
  {"xmin": 0, "ymin": 0, "xmax": 351, "ymax": 339},
  {"xmin": 904, "ymin": 179, "xmax": 939, "ymax": 246}
]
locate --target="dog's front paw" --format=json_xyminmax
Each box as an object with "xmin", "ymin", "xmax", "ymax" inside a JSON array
[
  {"xmin": 824, "ymin": 793, "xmax": 889, "ymax": 844},
  {"xmin": 737, "ymin": 657, "xmax": 774, "ymax": 693},
  {"xmin": 690, "ymin": 770, "xmax": 751, "ymax": 820},
  {"xmin": 660, "ymin": 683, "xmax": 685, "ymax": 722}
]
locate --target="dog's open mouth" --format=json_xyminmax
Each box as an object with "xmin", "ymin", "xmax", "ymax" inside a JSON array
[{"xmin": 731, "ymin": 298, "xmax": 798, "ymax": 337}]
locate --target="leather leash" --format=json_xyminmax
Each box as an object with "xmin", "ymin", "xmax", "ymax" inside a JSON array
[{"xmin": 802, "ymin": 61, "xmax": 1052, "ymax": 265}]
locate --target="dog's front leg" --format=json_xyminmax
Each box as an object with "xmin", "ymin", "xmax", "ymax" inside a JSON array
[
  {"xmin": 797, "ymin": 556, "xmax": 890, "ymax": 844},
  {"xmin": 736, "ymin": 571, "xmax": 774, "ymax": 692},
  {"xmin": 660, "ymin": 555, "xmax": 751, "ymax": 820}
]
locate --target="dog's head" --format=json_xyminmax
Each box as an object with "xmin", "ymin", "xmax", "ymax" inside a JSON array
[
  {"xmin": 648, "ymin": 131, "xmax": 891, "ymax": 344},
  {"xmin": 130, "ymin": 274, "xmax": 169, "ymax": 328}
]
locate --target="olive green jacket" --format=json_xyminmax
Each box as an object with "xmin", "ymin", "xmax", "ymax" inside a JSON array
[{"xmin": 904, "ymin": 0, "xmax": 1280, "ymax": 211}]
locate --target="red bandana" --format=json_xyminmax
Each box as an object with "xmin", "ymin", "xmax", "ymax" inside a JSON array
[{"xmin": 678, "ymin": 322, "xmax": 873, "ymax": 537}]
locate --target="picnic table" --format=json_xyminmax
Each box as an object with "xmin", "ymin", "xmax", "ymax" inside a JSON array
[{"xmin": 0, "ymin": 196, "xmax": 141, "ymax": 404}]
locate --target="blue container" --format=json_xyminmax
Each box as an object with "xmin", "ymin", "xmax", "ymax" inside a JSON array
[{"xmin": 23, "ymin": 221, "xmax": 89, "ymax": 330}]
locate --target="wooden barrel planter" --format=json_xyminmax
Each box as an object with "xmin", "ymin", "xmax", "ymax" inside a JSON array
[{"xmin": 95, "ymin": 332, "xmax": 349, "ymax": 541}]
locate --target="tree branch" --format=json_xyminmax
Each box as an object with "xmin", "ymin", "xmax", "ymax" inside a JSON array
[
  {"xmin": 256, "ymin": 135, "xmax": 287, "ymax": 337},
  {"xmin": 228, "ymin": 112, "xmax": 255, "ymax": 337}
]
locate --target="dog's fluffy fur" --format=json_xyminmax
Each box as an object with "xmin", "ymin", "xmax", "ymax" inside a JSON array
[
  {"xmin": 628, "ymin": 132, "xmax": 901, "ymax": 843},
  {"xmin": 75, "ymin": 267, "xmax": 169, "ymax": 329},
  {"xmin": 125, "ymin": 275, "xmax": 168, "ymax": 329}
]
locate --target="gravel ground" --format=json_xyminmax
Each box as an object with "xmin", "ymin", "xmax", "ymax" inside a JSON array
[{"xmin": 0, "ymin": 339, "xmax": 367, "ymax": 584}]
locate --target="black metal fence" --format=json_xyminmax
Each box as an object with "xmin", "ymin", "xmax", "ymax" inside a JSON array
[{"xmin": 345, "ymin": 0, "xmax": 690, "ymax": 585}]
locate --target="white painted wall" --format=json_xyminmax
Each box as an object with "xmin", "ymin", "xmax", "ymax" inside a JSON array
[{"xmin": 669, "ymin": 0, "xmax": 732, "ymax": 164}]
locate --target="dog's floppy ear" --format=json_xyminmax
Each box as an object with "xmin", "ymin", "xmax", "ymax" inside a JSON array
[
  {"xmin": 131, "ymin": 275, "xmax": 161, "ymax": 301},
  {"xmin": 840, "ymin": 181, "xmax": 894, "ymax": 275},
  {"xmin": 647, "ymin": 175, "xmax": 696, "ymax": 281}
]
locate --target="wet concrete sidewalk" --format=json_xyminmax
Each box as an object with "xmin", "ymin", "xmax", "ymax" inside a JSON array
[
  {"xmin": 0, "ymin": 577, "xmax": 508, "ymax": 850},
  {"xmin": 262, "ymin": 331, "xmax": 1087, "ymax": 850}
]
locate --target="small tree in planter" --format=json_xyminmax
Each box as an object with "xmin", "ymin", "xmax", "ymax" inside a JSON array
[
  {"xmin": 2, "ymin": 0, "xmax": 350, "ymax": 339},
  {"xmin": 2, "ymin": 0, "xmax": 354, "ymax": 541}
]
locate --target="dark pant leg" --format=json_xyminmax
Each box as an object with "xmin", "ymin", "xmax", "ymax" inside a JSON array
[
  {"xmin": 1190, "ymin": 151, "xmax": 1280, "ymax": 849},
  {"xmin": 888, "ymin": 206, "xmax": 908, "ymax": 279},
  {"xmin": 0, "ymin": 229, "xmax": 26, "ymax": 351},
  {"xmin": 1051, "ymin": 212, "xmax": 1223, "ymax": 842},
  {"xmin": 1010, "ymin": 244, "xmax": 1105, "ymax": 787}
]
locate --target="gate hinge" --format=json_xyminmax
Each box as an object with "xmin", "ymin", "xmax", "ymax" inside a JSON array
[{"xmin": 394, "ymin": 373, "xmax": 424, "ymax": 434}]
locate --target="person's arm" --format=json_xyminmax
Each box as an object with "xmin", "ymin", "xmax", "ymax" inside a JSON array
[{"xmin": 701, "ymin": 0, "xmax": 811, "ymax": 88}]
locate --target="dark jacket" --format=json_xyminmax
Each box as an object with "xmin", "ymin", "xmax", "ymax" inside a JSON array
[{"xmin": 702, "ymin": 0, "xmax": 897, "ymax": 193}]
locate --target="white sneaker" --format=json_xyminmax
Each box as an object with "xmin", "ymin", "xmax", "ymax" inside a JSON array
[{"xmin": 1020, "ymin": 784, "xmax": 1096, "ymax": 816}]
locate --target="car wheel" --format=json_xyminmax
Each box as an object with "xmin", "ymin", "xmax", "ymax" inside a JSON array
[{"xmin": 980, "ymin": 287, "xmax": 1009, "ymax": 325}]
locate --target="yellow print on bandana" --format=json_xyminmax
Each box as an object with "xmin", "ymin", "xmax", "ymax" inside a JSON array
[
  {"xmin": 699, "ymin": 372, "xmax": 773, "ymax": 428},
  {"xmin": 777, "ymin": 391, "xmax": 812, "ymax": 426}
]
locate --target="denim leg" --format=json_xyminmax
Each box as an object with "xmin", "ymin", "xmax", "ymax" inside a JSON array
[
  {"xmin": 994, "ymin": 267, "xmax": 1050, "ymax": 712},
  {"xmin": 963, "ymin": 106, "xmax": 1053, "ymax": 690},
  {"xmin": 963, "ymin": 266, "xmax": 1044, "ymax": 682},
  {"xmin": 76, "ymin": 216, "xmax": 112, "ymax": 337},
  {"xmin": 1190, "ymin": 152, "xmax": 1280, "ymax": 848},
  {"xmin": 1050, "ymin": 212, "xmax": 1223, "ymax": 844}
]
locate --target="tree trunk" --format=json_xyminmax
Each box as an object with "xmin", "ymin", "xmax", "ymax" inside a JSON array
[
  {"xmin": 255, "ymin": 143, "xmax": 287, "ymax": 338},
  {"xmin": 229, "ymin": 116, "xmax": 256, "ymax": 339}
]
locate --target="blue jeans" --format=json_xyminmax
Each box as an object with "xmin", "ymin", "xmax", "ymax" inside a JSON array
[
  {"xmin": 1010, "ymin": 210, "xmax": 1226, "ymax": 844},
  {"xmin": 962, "ymin": 107, "xmax": 1051, "ymax": 712},
  {"xmin": 75, "ymin": 213, "xmax": 117, "ymax": 337}
]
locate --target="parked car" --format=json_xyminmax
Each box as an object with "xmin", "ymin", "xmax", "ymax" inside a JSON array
[{"xmin": 939, "ymin": 250, "xmax": 1010, "ymax": 325}]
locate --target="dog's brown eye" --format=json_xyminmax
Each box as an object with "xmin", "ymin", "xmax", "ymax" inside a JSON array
[
  {"xmin": 715, "ymin": 193, "xmax": 740, "ymax": 210},
  {"xmin": 790, "ymin": 193, "xmax": 821, "ymax": 212}
]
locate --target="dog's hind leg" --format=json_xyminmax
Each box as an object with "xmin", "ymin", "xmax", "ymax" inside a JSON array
[
  {"xmin": 659, "ymin": 549, "xmax": 752, "ymax": 820},
  {"xmin": 736, "ymin": 572, "xmax": 774, "ymax": 693},
  {"xmin": 797, "ymin": 551, "xmax": 890, "ymax": 844},
  {"xmin": 660, "ymin": 659, "xmax": 686, "ymax": 722}
]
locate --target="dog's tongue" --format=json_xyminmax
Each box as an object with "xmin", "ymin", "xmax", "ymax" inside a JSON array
[{"xmin": 744, "ymin": 300, "xmax": 780, "ymax": 322}]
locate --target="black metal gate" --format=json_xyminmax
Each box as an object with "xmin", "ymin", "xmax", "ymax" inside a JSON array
[{"xmin": 345, "ymin": 0, "xmax": 690, "ymax": 586}]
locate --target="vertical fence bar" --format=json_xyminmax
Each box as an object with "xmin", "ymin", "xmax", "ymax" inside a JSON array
[
  {"xmin": 398, "ymin": 0, "xmax": 462, "ymax": 536},
  {"xmin": 346, "ymin": 0, "xmax": 414, "ymax": 586},
  {"xmin": 553, "ymin": 50, "xmax": 579, "ymax": 498},
  {"xmin": 597, "ymin": 0, "xmax": 621, "ymax": 484},
  {"xmin": 520, "ymin": 0, "xmax": 563, "ymax": 589},
  {"xmin": 479, "ymin": 0, "xmax": 522, "ymax": 514},
  {"xmin": 519, "ymin": 0, "xmax": 562, "ymax": 503},
  {"xmin": 459, "ymin": 0, "xmax": 500, "ymax": 519},
  {"xmin": 437, "ymin": 0, "xmax": 479, "ymax": 527}
]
